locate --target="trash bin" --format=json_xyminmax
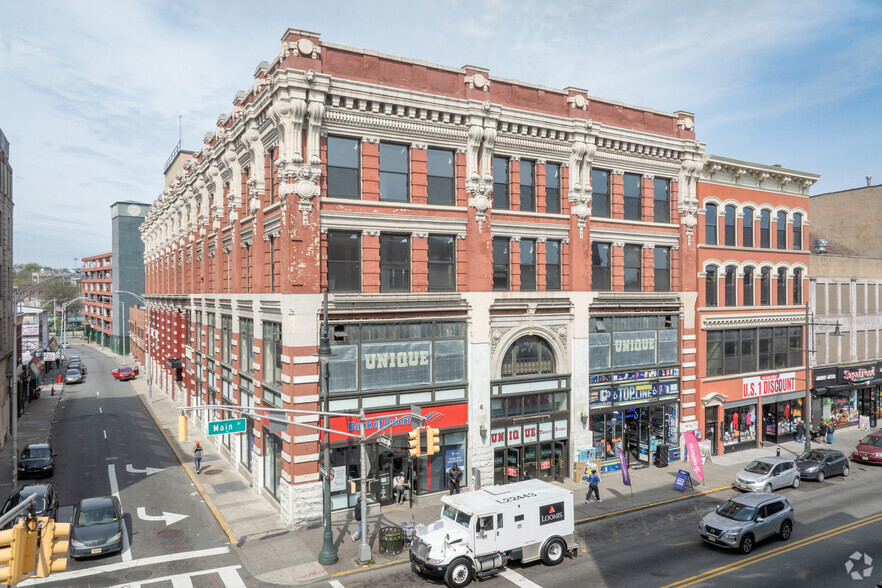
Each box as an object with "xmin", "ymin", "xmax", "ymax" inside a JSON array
[
  {"xmin": 378, "ymin": 526, "xmax": 403, "ymax": 554},
  {"xmin": 655, "ymin": 444, "xmax": 669, "ymax": 468},
  {"xmin": 401, "ymin": 520, "xmax": 415, "ymax": 542}
]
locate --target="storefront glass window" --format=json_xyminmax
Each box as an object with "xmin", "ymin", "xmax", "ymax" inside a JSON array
[
  {"xmin": 553, "ymin": 392, "xmax": 568, "ymax": 412},
  {"xmin": 722, "ymin": 406, "xmax": 757, "ymax": 449},
  {"xmin": 523, "ymin": 395, "xmax": 538, "ymax": 415},
  {"xmin": 507, "ymin": 396, "xmax": 522, "ymax": 416},
  {"xmin": 491, "ymin": 398, "xmax": 504, "ymax": 419},
  {"xmin": 419, "ymin": 432, "xmax": 466, "ymax": 493},
  {"xmin": 823, "ymin": 392, "xmax": 859, "ymax": 427},
  {"xmin": 539, "ymin": 393, "xmax": 553, "ymax": 413}
]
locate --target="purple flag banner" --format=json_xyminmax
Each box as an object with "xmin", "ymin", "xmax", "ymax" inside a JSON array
[{"xmin": 616, "ymin": 447, "xmax": 631, "ymax": 486}]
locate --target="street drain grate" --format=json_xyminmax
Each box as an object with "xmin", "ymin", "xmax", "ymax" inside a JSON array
[
  {"xmin": 203, "ymin": 469, "xmax": 223, "ymax": 475},
  {"xmin": 125, "ymin": 569, "xmax": 153, "ymax": 581},
  {"xmin": 158, "ymin": 529, "xmax": 184, "ymax": 538}
]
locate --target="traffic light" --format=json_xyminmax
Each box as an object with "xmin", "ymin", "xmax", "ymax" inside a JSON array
[
  {"xmin": 0, "ymin": 521, "xmax": 26, "ymax": 585},
  {"xmin": 408, "ymin": 428, "xmax": 422, "ymax": 457},
  {"xmin": 36, "ymin": 518, "xmax": 69, "ymax": 578},
  {"xmin": 425, "ymin": 427, "xmax": 440, "ymax": 456},
  {"xmin": 20, "ymin": 517, "xmax": 39, "ymax": 579}
]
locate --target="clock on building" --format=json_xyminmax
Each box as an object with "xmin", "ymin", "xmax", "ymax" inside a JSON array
[{"xmin": 127, "ymin": 204, "xmax": 141, "ymax": 216}]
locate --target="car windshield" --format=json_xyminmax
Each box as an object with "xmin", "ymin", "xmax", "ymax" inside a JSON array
[
  {"xmin": 743, "ymin": 461, "xmax": 772, "ymax": 474},
  {"xmin": 121, "ymin": 368, "xmax": 131, "ymax": 373},
  {"xmin": 859, "ymin": 435, "xmax": 882, "ymax": 447},
  {"xmin": 716, "ymin": 499, "xmax": 757, "ymax": 522},
  {"xmin": 441, "ymin": 504, "xmax": 472, "ymax": 529},
  {"xmin": 66, "ymin": 369, "xmax": 79, "ymax": 375},
  {"xmin": 798, "ymin": 451, "xmax": 824, "ymax": 463},
  {"xmin": 22, "ymin": 447, "xmax": 50, "ymax": 459},
  {"xmin": 77, "ymin": 506, "xmax": 118, "ymax": 526}
]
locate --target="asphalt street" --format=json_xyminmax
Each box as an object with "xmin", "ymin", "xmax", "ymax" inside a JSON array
[{"xmin": 15, "ymin": 345, "xmax": 254, "ymax": 587}]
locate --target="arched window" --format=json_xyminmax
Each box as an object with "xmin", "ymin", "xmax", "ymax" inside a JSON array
[
  {"xmin": 793, "ymin": 268, "xmax": 803, "ymax": 305},
  {"xmin": 777, "ymin": 268, "xmax": 788, "ymax": 305},
  {"xmin": 760, "ymin": 210, "xmax": 771, "ymax": 248},
  {"xmin": 724, "ymin": 205, "xmax": 737, "ymax": 246},
  {"xmin": 705, "ymin": 203, "xmax": 717, "ymax": 245},
  {"xmin": 777, "ymin": 211, "xmax": 788, "ymax": 249},
  {"xmin": 792, "ymin": 213, "xmax": 803, "ymax": 251},
  {"xmin": 760, "ymin": 267, "xmax": 772, "ymax": 306},
  {"xmin": 743, "ymin": 267, "xmax": 754, "ymax": 306},
  {"xmin": 743, "ymin": 207, "xmax": 754, "ymax": 247},
  {"xmin": 501, "ymin": 336, "xmax": 555, "ymax": 377},
  {"xmin": 706, "ymin": 266, "xmax": 718, "ymax": 307},
  {"xmin": 725, "ymin": 265, "xmax": 737, "ymax": 306}
]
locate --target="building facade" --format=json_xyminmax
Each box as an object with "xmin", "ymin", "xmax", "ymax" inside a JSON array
[
  {"xmin": 0, "ymin": 128, "xmax": 14, "ymax": 448},
  {"xmin": 139, "ymin": 29, "xmax": 815, "ymax": 528},
  {"xmin": 80, "ymin": 252, "xmax": 113, "ymax": 347}
]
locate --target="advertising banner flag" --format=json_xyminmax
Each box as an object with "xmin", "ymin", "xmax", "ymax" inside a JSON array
[
  {"xmin": 683, "ymin": 430, "xmax": 704, "ymax": 481},
  {"xmin": 616, "ymin": 447, "xmax": 631, "ymax": 486}
]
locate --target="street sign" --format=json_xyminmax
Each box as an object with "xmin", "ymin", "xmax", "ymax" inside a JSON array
[
  {"xmin": 319, "ymin": 465, "xmax": 329, "ymax": 479},
  {"xmin": 208, "ymin": 418, "xmax": 246, "ymax": 435},
  {"xmin": 378, "ymin": 435, "xmax": 392, "ymax": 448}
]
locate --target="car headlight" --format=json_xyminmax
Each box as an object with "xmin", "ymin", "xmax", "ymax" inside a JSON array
[
  {"xmin": 42, "ymin": 465, "xmax": 51, "ymax": 470},
  {"xmin": 109, "ymin": 532, "xmax": 122, "ymax": 542},
  {"xmin": 70, "ymin": 539, "xmax": 84, "ymax": 548},
  {"xmin": 804, "ymin": 465, "xmax": 819, "ymax": 473},
  {"xmin": 721, "ymin": 529, "xmax": 741, "ymax": 538},
  {"xmin": 18, "ymin": 466, "xmax": 24, "ymax": 470}
]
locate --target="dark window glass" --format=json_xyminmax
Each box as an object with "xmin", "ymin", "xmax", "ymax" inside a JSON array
[
  {"xmin": 706, "ymin": 331, "xmax": 722, "ymax": 376},
  {"xmin": 262, "ymin": 322, "xmax": 283, "ymax": 391},
  {"xmin": 380, "ymin": 234, "xmax": 410, "ymax": 292},
  {"xmin": 545, "ymin": 164, "xmax": 561, "ymax": 214},
  {"xmin": 327, "ymin": 136, "xmax": 359, "ymax": 199},
  {"xmin": 427, "ymin": 148, "xmax": 455, "ymax": 205},
  {"xmin": 789, "ymin": 326, "xmax": 803, "ymax": 367},
  {"xmin": 623, "ymin": 173, "xmax": 641, "ymax": 221},
  {"xmin": 760, "ymin": 267, "xmax": 771, "ymax": 306},
  {"xmin": 793, "ymin": 268, "xmax": 802, "ymax": 305},
  {"xmin": 501, "ymin": 336, "xmax": 555, "ymax": 377},
  {"xmin": 725, "ymin": 265, "xmax": 737, "ymax": 306},
  {"xmin": 624, "ymin": 245, "xmax": 641, "ymax": 292},
  {"xmin": 758, "ymin": 327, "xmax": 772, "ymax": 370},
  {"xmin": 724, "ymin": 331, "xmax": 739, "ymax": 374},
  {"xmin": 741, "ymin": 329, "xmax": 756, "ymax": 373},
  {"xmin": 724, "ymin": 205, "xmax": 736, "ymax": 246},
  {"xmin": 743, "ymin": 267, "xmax": 754, "ymax": 306},
  {"xmin": 592, "ymin": 242, "xmax": 611, "ymax": 291},
  {"xmin": 653, "ymin": 178, "xmax": 670, "ymax": 223},
  {"xmin": 706, "ymin": 266, "xmax": 718, "ymax": 307},
  {"xmin": 774, "ymin": 327, "xmax": 788, "ymax": 369},
  {"xmin": 493, "ymin": 157, "xmax": 509, "ymax": 210},
  {"xmin": 519, "ymin": 161, "xmax": 535, "ymax": 212},
  {"xmin": 492, "ymin": 237, "xmax": 510, "ymax": 291},
  {"xmin": 221, "ymin": 315, "xmax": 232, "ymax": 365},
  {"xmin": 792, "ymin": 213, "xmax": 802, "ymax": 250},
  {"xmin": 760, "ymin": 210, "xmax": 771, "ymax": 248},
  {"xmin": 743, "ymin": 207, "xmax": 754, "ymax": 247},
  {"xmin": 592, "ymin": 169, "xmax": 610, "ymax": 218},
  {"xmin": 654, "ymin": 247, "xmax": 670, "ymax": 292},
  {"xmin": 379, "ymin": 143, "xmax": 408, "ymax": 202},
  {"xmin": 428, "ymin": 235, "xmax": 455, "ymax": 292},
  {"xmin": 777, "ymin": 268, "xmax": 788, "ymax": 305},
  {"xmin": 705, "ymin": 203, "xmax": 718, "ymax": 245},
  {"xmin": 546, "ymin": 240, "xmax": 561, "ymax": 291},
  {"xmin": 239, "ymin": 318, "xmax": 254, "ymax": 376},
  {"xmin": 327, "ymin": 231, "xmax": 361, "ymax": 292},
  {"xmin": 520, "ymin": 238, "xmax": 536, "ymax": 291},
  {"xmin": 777, "ymin": 211, "xmax": 787, "ymax": 249}
]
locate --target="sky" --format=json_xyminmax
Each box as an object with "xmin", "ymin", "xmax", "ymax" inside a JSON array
[{"xmin": 2, "ymin": 0, "xmax": 881, "ymax": 268}]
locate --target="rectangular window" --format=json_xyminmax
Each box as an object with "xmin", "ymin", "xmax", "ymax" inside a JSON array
[
  {"xmin": 777, "ymin": 211, "xmax": 787, "ymax": 249},
  {"xmin": 327, "ymin": 136, "xmax": 359, "ymax": 199},
  {"xmin": 194, "ymin": 310, "xmax": 202, "ymax": 350},
  {"xmin": 724, "ymin": 206, "xmax": 736, "ymax": 246},
  {"xmin": 379, "ymin": 143, "xmax": 409, "ymax": 202},
  {"xmin": 725, "ymin": 266, "xmax": 737, "ymax": 306},
  {"xmin": 592, "ymin": 169, "xmax": 610, "ymax": 218},
  {"xmin": 623, "ymin": 245, "xmax": 641, "ymax": 292},
  {"xmin": 427, "ymin": 235, "xmax": 456, "ymax": 292},
  {"xmin": 519, "ymin": 161, "xmax": 535, "ymax": 212},
  {"xmin": 653, "ymin": 178, "xmax": 670, "ymax": 223},
  {"xmin": 545, "ymin": 164, "xmax": 561, "ymax": 214},
  {"xmin": 239, "ymin": 318, "xmax": 254, "ymax": 376},
  {"xmin": 741, "ymin": 329, "xmax": 756, "ymax": 373},
  {"xmin": 774, "ymin": 327, "xmax": 788, "ymax": 369},
  {"xmin": 221, "ymin": 315, "xmax": 232, "ymax": 365},
  {"xmin": 743, "ymin": 268, "xmax": 754, "ymax": 306},
  {"xmin": 492, "ymin": 237, "xmax": 510, "ymax": 291},
  {"xmin": 427, "ymin": 148, "xmax": 455, "ymax": 205},
  {"xmin": 706, "ymin": 331, "xmax": 722, "ymax": 376},
  {"xmin": 758, "ymin": 327, "xmax": 772, "ymax": 370},
  {"xmin": 493, "ymin": 157, "xmax": 509, "ymax": 210},
  {"xmin": 724, "ymin": 331, "xmax": 739, "ymax": 374},
  {"xmin": 706, "ymin": 266, "xmax": 718, "ymax": 307},
  {"xmin": 623, "ymin": 173, "xmax": 641, "ymax": 221},
  {"xmin": 520, "ymin": 238, "xmax": 536, "ymax": 291},
  {"xmin": 654, "ymin": 247, "xmax": 670, "ymax": 292},
  {"xmin": 206, "ymin": 313, "xmax": 216, "ymax": 358},
  {"xmin": 262, "ymin": 321, "xmax": 282, "ymax": 390},
  {"xmin": 546, "ymin": 240, "xmax": 561, "ymax": 291},
  {"xmin": 592, "ymin": 242, "xmax": 611, "ymax": 291},
  {"xmin": 380, "ymin": 234, "xmax": 410, "ymax": 292},
  {"xmin": 327, "ymin": 231, "xmax": 361, "ymax": 292},
  {"xmin": 777, "ymin": 268, "xmax": 788, "ymax": 305}
]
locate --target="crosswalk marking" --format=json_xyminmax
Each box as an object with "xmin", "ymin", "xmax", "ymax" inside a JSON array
[
  {"xmin": 499, "ymin": 568, "xmax": 544, "ymax": 588},
  {"xmin": 109, "ymin": 565, "xmax": 244, "ymax": 587},
  {"xmin": 329, "ymin": 580, "xmax": 345, "ymax": 588}
]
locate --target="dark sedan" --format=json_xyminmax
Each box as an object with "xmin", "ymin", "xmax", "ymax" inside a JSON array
[
  {"xmin": 18, "ymin": 443, "xmax": 55, "ymax": 478},
  {"xmin": 69, "ymin": 496, "xmax": 124, "ymax": 559},
  {"xmin": 1, "ymin": 484, "xmax": 59, "ymax": 528},
  {"xmin": 795, "ymin": 449, "xmax": 849, "ymax": 482}
]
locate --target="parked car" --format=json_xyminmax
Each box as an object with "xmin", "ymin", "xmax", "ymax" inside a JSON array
[
  {"xmin": 69, "ymin": 496, "xmax": 124, "ymax": 559},
  {"xmin": 60, "ymin": 342, "xmax": 70, "ymax": 349},
  {"xmin": 18, "ymin": 443, "xmax": 55, "ymax": 478},
  {"xmin": 110, "ymin": 366, "xmax": 139, "ymax": 381},
  {"xmin": 699, "ymin": 492, "xmax": 794, "ymax": 554},
  {"xmin": 734, "ymin": 457, "xmax": 800, "ymax": 492},
  {"xmin": 795, "ymin": 449, "xmax": 849, "ymax": 481},
  {"xmin": 69, "ymin": 360, "xmax": 85, "ymax": 375},
  {"xmin": 1, "ymin": 484, "xmax": 59, "ymax": 528},
  {"xmin": 65, "ymin": 368, "xmax": 83, "ymax": 384},
  {"xmin": 852, "ymin": 430, "xmax": 882, "ymax": 465}
]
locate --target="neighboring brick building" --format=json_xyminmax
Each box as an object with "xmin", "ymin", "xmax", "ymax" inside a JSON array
[
  {"xmin": 139, "ymin": 29, "xmax": 812, "ymax": 528},
  {"xmin": 0, "ymin": 128, "xmax": 14, "ymax": 449},
  {"xmin": 80, "ymin": 252, "xmax": 113, "ymax": 348}
]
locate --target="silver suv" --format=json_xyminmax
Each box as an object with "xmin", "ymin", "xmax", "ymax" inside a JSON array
[
  {"xmin": 734, "ymin": 456, "xmax": 799, "ymax": 492},
  {"xmin": 699, "ymin": 492, "xmax": 794, "ymax": 554}
]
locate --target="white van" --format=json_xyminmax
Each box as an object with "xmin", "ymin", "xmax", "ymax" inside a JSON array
[{"xmin": 410, "ymin": 479, "xmax": 577, "ymax": 587}]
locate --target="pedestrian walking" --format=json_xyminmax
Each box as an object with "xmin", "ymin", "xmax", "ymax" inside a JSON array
[
  {"xmin": 826, "ymin": 419, "xmax": 835, "ymax": 444},
  {"xmin": 795, "ymin": 419, "xmax": 806, "ymax": 443},
  {"xmin": 193, "ymin": 442, "xmax": 203, "ymax": 473},
  {"xmin": 818, "ymin": 421, "xmax": 828, "ymax": 444},
  {"xmin": 351, "ymin": 496, "xmax": 364, "ymax": 541},
  {"xmin": 585, "ymin": 469, "xmax": 602, "ymax": 503},
  {"xmin": 447, "ymin": 463, "xmax": 463, "ymax": 495}
]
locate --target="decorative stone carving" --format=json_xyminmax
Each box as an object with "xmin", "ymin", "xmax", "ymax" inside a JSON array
[
  {"xmin": 677, "ymin": 117, "xmax": 695, "ymax": 131},
  {"xmin": 568, "ymin": 139, "xmax": 596, "ymax": 239},
  {"xmin": 567, "ymin": 94, "xmax": 588, "ymax": 110},
  {"xmin": 465, "ymin": 73, "xmax": 489, "ymax": 91},
  {"xmin": 678, "ymin": 157, "xmax": 704, "ymax": 244}
]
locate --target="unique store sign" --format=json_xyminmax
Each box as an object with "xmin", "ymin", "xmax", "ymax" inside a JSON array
[{"xmin": 742, "ymin": 372, "xmax": 798, "ymax": 398}]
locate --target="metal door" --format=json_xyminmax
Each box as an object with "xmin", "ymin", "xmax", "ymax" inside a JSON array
[
  {"xmin": 474, "ymin": 513, "xmax": 498, "ymax": 556},
  {"xmin": 506, "ymin": 447, "xmax": 521, "ymax": 483}
]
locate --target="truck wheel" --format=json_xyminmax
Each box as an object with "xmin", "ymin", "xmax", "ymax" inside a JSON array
[
  {"xmin": 541, "ymin": 538, "xmax": 565, "ymax": 566},
  {"xmin": 444, "ymin": 558, "xmax": 473, "ymax": 588}
]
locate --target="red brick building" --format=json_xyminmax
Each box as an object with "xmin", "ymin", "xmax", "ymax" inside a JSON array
[
  {"xmin": 79, "ymin": 252, "xmax": 113, "ymax": 348},
  {"xmin": 139, "ymin": 29, "xmax": 813, "ymax": 527}
]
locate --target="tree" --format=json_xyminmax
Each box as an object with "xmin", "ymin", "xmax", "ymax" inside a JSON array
[
  {"xmin": 41, "ymin": 281, "xmax": 80, "ymax": 313},
  {"xmin": 13, "ymin": 263, "xmax": 42, "ymax": 286}
]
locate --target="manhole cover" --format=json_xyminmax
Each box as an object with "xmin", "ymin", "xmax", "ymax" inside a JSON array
[
  {"xmin": 203, "ymin": 469, "xmax": 222, "ymax": 475},
  {"xmin": 125, "ymin": 569, "xmax": 153, "ymax": 581},
  {"xmin": 158, "ymin": 529, "xmax": 184, "ymax": 538}
]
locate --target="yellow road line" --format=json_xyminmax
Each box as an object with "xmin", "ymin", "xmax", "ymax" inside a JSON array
[
  {"xmin": 662, "ymin": 512, "xmax": 882, "ymax": 587},
  {"xmin": 575, "ymin": 485, "xmax": 734, "ymax": 525}
]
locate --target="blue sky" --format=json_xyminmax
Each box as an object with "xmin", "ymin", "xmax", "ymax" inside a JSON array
[{"xmin": 2, "ymin": 0, "xmax": 880, "ymax": 267}]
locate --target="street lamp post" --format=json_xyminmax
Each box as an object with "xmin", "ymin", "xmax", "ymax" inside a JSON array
[
  {"xmin": 114, "ymin": 290, "xmax": 151, "ymax": 404},
  {"xmin": 804, "ymin": 302, "xmax": 842, "ymax": 453},
  {"xmin": 315, "ymin": 291, "xmax": 338, "ymax": 566}
]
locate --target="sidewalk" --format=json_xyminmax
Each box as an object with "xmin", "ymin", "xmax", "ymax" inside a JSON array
[{"xmin": 55, "ymin": 341, "xmax": 881, "ymax": 584}]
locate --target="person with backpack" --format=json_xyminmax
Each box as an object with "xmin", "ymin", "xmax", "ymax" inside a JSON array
[{"xmin": 585, "ymin": 468, "xmax": 602, "ymax": 503}]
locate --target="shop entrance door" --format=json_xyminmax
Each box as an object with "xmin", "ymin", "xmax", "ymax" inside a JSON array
[
  {"xmin": 506, "ymin": 447, "xmax": 522, "ymax": 483},
  {"xmin": 553, "ymin": 441, "xmax": 567, "ymax": 482},
  {"xmin": 859, "ymin": 390, "xmax": 878, "ymax": 428},
  {"xmin": 705, "ymin": 406, "xmax": 719, "ymax": 457},
  {"xmin": 763, "ymin": 403, "xmax": 778, "ymax": 445},
  {"xmin": 539, "ymin": 443, "xmax": 553, "ymax": 481},
  {"xmin": 377, "ymin": 448, "xmax": 408, "ymax": 506}
]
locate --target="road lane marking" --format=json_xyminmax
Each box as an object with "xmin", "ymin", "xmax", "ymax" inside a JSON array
[
  {"xmin": 104, "ymin": 430, "xmax": 107, "ymax": 439},
  {"xmin": 18, "ymin": 546, "xmax": 231, "ymax": 585},
  {"xmin": 499, "ymin": 568, "xmax": 543, "ymax": 587},
  {"xmin": 99, "ymin": 407, "xmax": 102, "ymax": 413},
  {"xmin": 107, "ymin": 564, "xmax": 244, "ymax": 587},
  {"xmin": 136, "ymin": 506, "xmax": 188, "ymax": 525},
  {"xmin": 217, "ymin": 566, "xmax": 247, "ymax": 588},
  {"xmin": 126, "ymin": 464, "xmax": 164, "ymax": 476},
  {"xmin": 662, "ymin": 511, "xmax": 882, "ymax": 587},
  {"xmin": 108, "ymin": 463, "xmax": 132, "ymax": 562},
  {"xmin": 329, "ymin": 580, "xmax": 345, "ymax": 588}
]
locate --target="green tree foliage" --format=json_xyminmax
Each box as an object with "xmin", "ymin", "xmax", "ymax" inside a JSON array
[
  {"xmin": 42, "ymin": 280, "xmax": 81, "ymax": 313},
  {"xmin": 13, "ymin": 262, "xmax": 42, "ymax": 286}
]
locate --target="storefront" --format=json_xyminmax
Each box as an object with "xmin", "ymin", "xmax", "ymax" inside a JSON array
[
  {"xmin": 813, "ymin": 363, "xmax": 880, "ymax": 429},
  {"xmin": 588, "ymin": 313, "xmax": 681, "ymax": 469},
  {"xmin": 722, "ymin": 401, "xmax": 758, "ymax": 452},
  {"xmin": 723, "ymin": 371, "xmax": 803, "ymax": 453}
]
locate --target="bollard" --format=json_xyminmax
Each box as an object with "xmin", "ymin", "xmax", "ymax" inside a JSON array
[
  {"xmin": 776, "ymin": 447, "xmax": 780, "ymax": 457},
  {"xmin": 51, "ymin": 386, "xmax": 54, "ymax": 396}
]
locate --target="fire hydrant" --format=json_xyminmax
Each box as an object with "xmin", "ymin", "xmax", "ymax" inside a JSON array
[{"xmin": 51, "ymin": 385, "xmax": 55, "ymax": 396}]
